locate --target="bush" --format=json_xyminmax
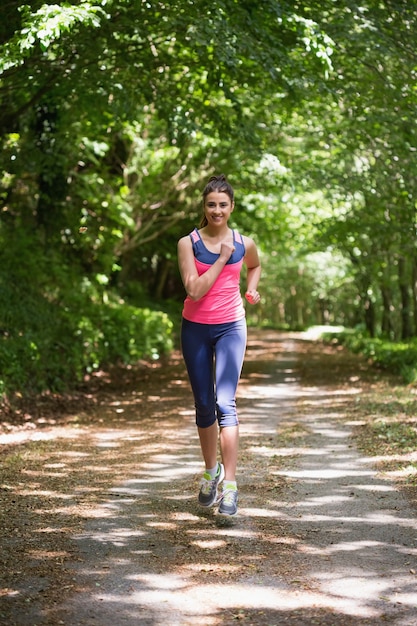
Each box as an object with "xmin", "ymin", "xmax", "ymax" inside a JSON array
[
  {"xmin": 78, "ymin": 300, "xmax": 174, "ymax": 371},
  {"xmin": 0, "ymin": 281, "xmax": 174, "ymax": 400},
  {"xmin": 323, "ymin": 328, "xmax": 417, "ymax": 383}
]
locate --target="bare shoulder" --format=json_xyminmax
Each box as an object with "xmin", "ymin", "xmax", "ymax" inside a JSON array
[
  {"xmin": 178, "ymin": 234, "xmax": 192, "ymax": 250},
  {"xmin": 242, "ymin": 234, "xmax": 260, "ymax": 268},
  {"xmin": 242, "ymin": 234, "xmax": 258, "ymax": 251}
]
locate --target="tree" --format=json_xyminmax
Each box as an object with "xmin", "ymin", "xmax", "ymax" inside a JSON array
[
  {"xmin": 274, "ymin": 0, "xmax": 417, "ymax": 338},
  {"xmin": 0, "ymin": 0, "xmax": 335, "ymax": 397}
]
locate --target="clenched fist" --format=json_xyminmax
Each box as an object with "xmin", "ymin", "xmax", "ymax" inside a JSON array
[{"xmin": 245, "ymin": 290, "xmax": 260, "ymax": 305}]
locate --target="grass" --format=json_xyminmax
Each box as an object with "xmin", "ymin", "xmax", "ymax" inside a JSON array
[{"xmin": 351, "ymin": 386, "xmax": 417, "ymax": 487}]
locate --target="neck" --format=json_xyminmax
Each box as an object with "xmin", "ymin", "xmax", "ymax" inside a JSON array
[{"xmin": 203, "ymin": 225, "xmax": 230, "ymax": 238}]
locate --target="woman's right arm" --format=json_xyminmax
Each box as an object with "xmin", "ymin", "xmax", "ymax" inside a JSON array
[{"xmin": 177, "ymin": 236, "xmax": 233, "ymax": 301}]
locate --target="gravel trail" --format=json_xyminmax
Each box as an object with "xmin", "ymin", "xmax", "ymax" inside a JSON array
[{"xmin": 4, "ymin": 331, "xmax": 417, "ymax": 625}]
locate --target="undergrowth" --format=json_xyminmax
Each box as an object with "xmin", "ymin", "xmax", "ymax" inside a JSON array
[{"xmin": 322, "ymin": 328, "xmax": 417, "ymax": 384}]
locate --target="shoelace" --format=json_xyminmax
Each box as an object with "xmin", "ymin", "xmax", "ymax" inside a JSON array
[
  {"xmin": 221, "ymin": 488, "xmax": 237, "ymax": 505},
  {"xmin": 200, "ymin": 474, "xmax": 216, "ymax": 495}
]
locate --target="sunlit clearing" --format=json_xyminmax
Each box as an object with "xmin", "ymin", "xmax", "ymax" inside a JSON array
[
  {"xmin": 355, "ymin": 484, "xmax": 396, "ymax": 492},
  {"xmin": 303, "ymin": 540, "xmax": 384, "ymax": 555},
  {"xmin": 97, "ymin": 578, "xmax": 379, "ymax": 618},
  {"xmin": 147, "ymin": 522, "xmax": 177, "ymax": 530},
  {"xmin": 242, "ymin": 384, "xmax": 301, "ymax": 399},
  {"xmin": 386, "ymin": 464, "xmax": 417, "ymax": 478},
  {"xmin": 75, "ymin": 528, "xmax": 146, "ymax": 545},
  {"xmin": 36, "ymin": 527, "xmax": 70, "ymax": 534},
  {"xmin": 302, "ymin": 326, "xmax": 345, "ymax": 340},
  {"xmin": 68, "ymin": 507, "xmax": 119, "ymax": 519},
  {"xmin": 297, "ymin": 494, "xmax": 353, "ymax": 507},
  {"xmin": 392, "ymin": 592, "xmax": 417, "ymax": 607},
  {"xmin": 268, "ymin": 536, "xmax": 300, "ymax": 545},
  {"xmin": 190, "ymin": 528, "xmax": 259, "ymax": 540},
  {"xmin": 247, "ymin": 445, "xmax": 291, "ymax": 458},
  {"xmin": 276, "ymin": 468, "xmax": 374, "ymax": 480},
  {"xmin": 170, "ymin": 512, "xmax": 201, "ymax": 522},
  {"xmin": 0, "ymin": 589, "xmax": 20, "ymax": 598},
  {"xmin": 19, "ymin": 489, "xmax": 73, "ymax": 499},
  {"xmin": 191, "ymin": 540, "xmax": 227, "ymax": 549},
  {"xmin": 240, "ymin": 507, "xmax": 283, "ymax": 518},
  {"xmin": 314, "ymin": 571, "xmax": 404, "ymax": 604},
  {"xmin": 0, "ymin": 429, "xmax": 88, "ymax": 445},
  {"xmin": 300, "ymin": 389, "xmax": 362, "ymax": 401},
  {"xmin": 93, "ymin": 431, "xmax": 132, "ymax": 442}
]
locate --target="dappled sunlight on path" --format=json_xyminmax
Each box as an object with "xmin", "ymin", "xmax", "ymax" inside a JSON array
[
  {"xmin": 54, "ymin": 332, "xmax": 417, "ymax": 625},
  {"xmin": 275, "ymin": 404, "xmax": 417, "ymax": 624},
  {"xmin": 2, "ymin": 331, "xmax": 417, "ymax": 625}
]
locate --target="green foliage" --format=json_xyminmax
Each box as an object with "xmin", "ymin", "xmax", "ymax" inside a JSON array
[
  {"xmin": 358, "ymin": 416, "xmax": 417, "ymax": 469},
  {"xmin": 1, "ymin": 0, "xmax": 417, "ymax": 401},
  {"xmin": 0, "ymin": 281, "xmax": 173, "ymax": 399},
  {"xmin": 0, "ymin": 3, "xmax": 106, "ymax": 71},
  {"xmin": 369, "ymin": 421, "xmax": 417, "ymax": 453},
  {"xmin": 0, "ymin": 233, "xmax": 173, "ymax": 400},
  {"xmin": 325, "ymin": 329, "xmax": 417, "ymax": 384},
  {"xmin": 77, "ymin": 300, "xmax": 174, "ymax": 370}
]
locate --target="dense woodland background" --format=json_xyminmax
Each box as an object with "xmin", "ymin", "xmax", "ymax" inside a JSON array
[{"xmin": 1, "ymin": 0, "xmax": 417, "ymax": 401}]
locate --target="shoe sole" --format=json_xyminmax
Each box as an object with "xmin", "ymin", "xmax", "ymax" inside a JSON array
[{"xmin": 218, "ymin": 509, "xmax": 238, "ymax": 517}]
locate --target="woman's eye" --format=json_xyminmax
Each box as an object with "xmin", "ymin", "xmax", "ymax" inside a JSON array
[{"xmin": 206, "ymin": 202, "xmax": 229, "ymax": 208}]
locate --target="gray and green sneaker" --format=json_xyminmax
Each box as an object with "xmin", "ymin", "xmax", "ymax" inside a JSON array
[
  {"xmin": 198, "ymin": 462, "xmax": 224, "ymax": 507},
  {"xmin": 218, "ymin": 483, "xmax": 238, "ymax": 516}
]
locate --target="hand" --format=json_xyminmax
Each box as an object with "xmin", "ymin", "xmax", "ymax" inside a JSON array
[
  {"xmin": 245, "ymin": 290, "xmax": 260, "ymax": 305},
  {"xmin": 219, "ymin": 241, "xmax": 235, "ymax": 261}
]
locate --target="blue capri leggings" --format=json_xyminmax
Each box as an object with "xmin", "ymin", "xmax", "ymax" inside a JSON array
[{"xmin": 181, "ymin": 318, "xmax": 247, "ymax": 429}]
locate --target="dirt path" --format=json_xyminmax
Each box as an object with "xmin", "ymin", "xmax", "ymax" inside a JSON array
[{"xmin": 1, "ymin": 330, "xmax": 417, "ymax": 625}]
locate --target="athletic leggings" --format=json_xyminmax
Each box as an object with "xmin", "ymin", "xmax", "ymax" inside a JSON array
[{"xmin": 181, "ymin": 318, "xmax": 247, "ymax": 429}]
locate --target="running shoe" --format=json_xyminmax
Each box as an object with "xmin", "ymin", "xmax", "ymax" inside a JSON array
[
  {"xmin": 198, "ymin": 462, "xmax": 224, "ymax": 507},
  {"xmin": 218, "ymin": 485, "xmax": 238, "ymax": 516}
]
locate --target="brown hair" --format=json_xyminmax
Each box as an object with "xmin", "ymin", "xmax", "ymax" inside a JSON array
[{"xmin": 200, "ymin": 174, "xmax": 234, "ymax": 228}]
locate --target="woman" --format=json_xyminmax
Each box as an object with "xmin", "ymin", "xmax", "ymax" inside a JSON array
[{"xmin": 177, "ymin": 174, "xmax": 261, "ymax": 516}]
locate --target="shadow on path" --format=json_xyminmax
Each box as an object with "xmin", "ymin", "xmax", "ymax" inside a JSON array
[{"xmin": 2, "ymin": 331, "xmax": 417, "ymax": 625}]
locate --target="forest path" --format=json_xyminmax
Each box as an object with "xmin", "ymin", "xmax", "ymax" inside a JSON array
[{"xmin": 1, "ymin": 330, "xmax": 417, "ymax": 625}]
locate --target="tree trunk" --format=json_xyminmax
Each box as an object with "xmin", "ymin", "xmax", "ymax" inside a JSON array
[
  {"xmin": 398, "ymin": 256, "xmax": 412, "ymax": 340},
  {"xmin": 412, "ymin": 256, "xmax": 417, "ymax": 337},
  {"xmin": 380, "ymin": 285, "xmax": 394, "ymax": 339},
  {"xmin": 154, "ymin": 258, "xmax": 172, "ymax": 299},
  {"xmin": 364, "ymin": 297, "xmax": 375, "ymax": 337}
]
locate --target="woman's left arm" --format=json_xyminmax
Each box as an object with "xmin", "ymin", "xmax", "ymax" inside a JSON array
[{"xmin": 243, "ymin": 236, "xmax": 261, "ymax": 305}]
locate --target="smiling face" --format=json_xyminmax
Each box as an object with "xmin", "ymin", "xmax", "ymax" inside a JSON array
[{"xmin": 203, "ymin": 191, "xmax": 234, "ymax": 228}]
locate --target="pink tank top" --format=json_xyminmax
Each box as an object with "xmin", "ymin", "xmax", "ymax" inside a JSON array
[{"xmin": 182, "ymin": 228, "xmax": 246, "ymax": 324}]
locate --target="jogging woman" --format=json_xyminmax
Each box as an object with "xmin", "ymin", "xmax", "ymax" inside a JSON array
[{"xmin": 177, "ymin": 174, "xmax": 261, "ymax": 516}]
